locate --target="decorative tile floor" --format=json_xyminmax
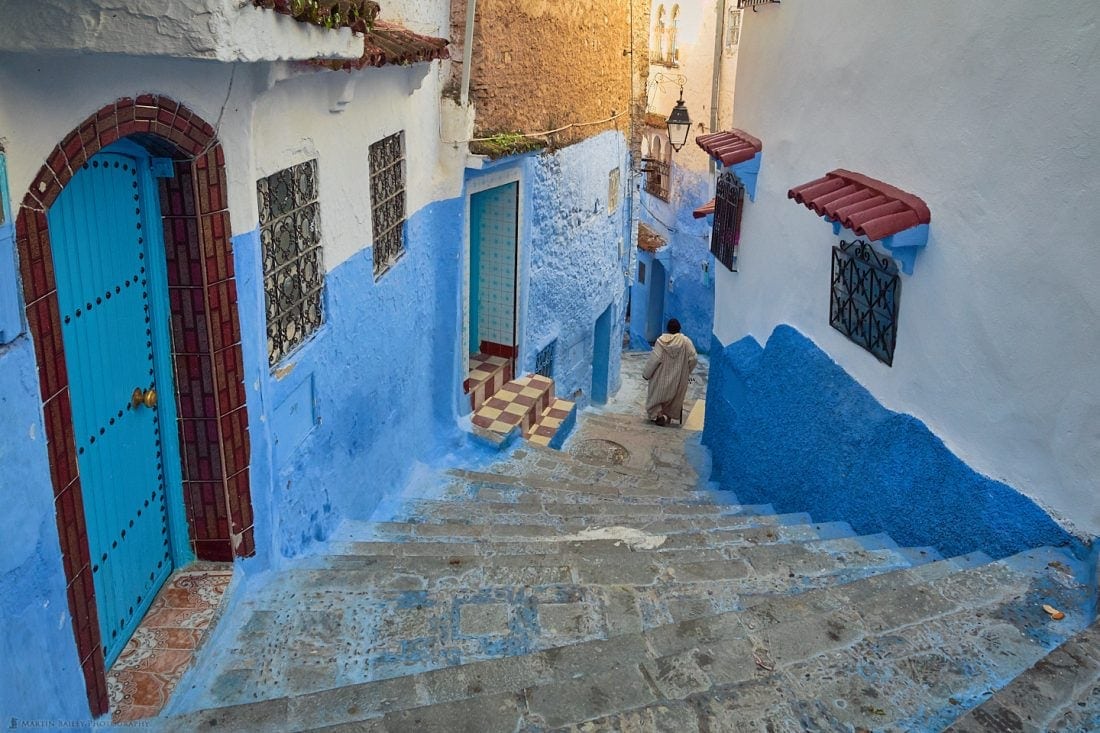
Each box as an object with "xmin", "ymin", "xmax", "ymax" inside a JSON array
[
  {"xmin": 109, "ymin": 564, "xmax": 233, "ymax": 722},
  {"xmin": 468, "ymin": 353, "xmax": 512, "ymax": 412},
  {"xmin": 528, "ymin": 399, "xmax": 575, "ymax": 446},
  {"xmin": 472, "ymin": 374, "xmax": 554, "ymax": 437}
]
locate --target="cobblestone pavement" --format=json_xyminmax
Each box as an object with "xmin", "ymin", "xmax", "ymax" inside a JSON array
[{"xmin": 154, "ymin": 350, "xmax": 1097, "ymax": 733}]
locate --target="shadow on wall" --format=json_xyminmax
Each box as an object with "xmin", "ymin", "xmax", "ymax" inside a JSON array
[{"xmin": 702, "ymin": 325, "xmax": 1089, "ymax": 563}]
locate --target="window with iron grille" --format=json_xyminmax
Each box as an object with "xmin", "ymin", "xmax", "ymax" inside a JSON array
[
  {"xmin": 257, "ymin": 159, "xmax": 325, "ymax": 366},
  {"xmin": 711, "ymin": 170, "xmax": 745, "ymax": 271},
  {"xmin": 370, "ymin": 131, "xmax": 406, "ymax": 278},
  {"xmin": 644, "ymin": 134, "xmax": 671, "ymax": 202},
  {"xmin": 830, "ymin": 240, "xmax": 900, "ymax": 366},
  {"xmin": 535, "ymin": 340, "xmax": 556, "ymax": 379},
  {"xmin": 638, "ymin": 261, "xmax": 646, "ymax": 284},
  {"xmin": 725, "ymin": 7, "xmax": 741, "ymax": 51}
]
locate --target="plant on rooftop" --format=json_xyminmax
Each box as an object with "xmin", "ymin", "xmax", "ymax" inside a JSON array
[
  {"xmin": 470, "ymin": 132, "xmax": 546, "ymax": 160},
  {"xmin": 254, "ymin": 0, "xmax": 379, "ymax": 33}
]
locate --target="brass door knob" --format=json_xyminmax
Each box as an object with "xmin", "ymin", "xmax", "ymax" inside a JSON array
[{"xmin": 131, "ymin": 387, "xmax": 157, "ymax": 409}]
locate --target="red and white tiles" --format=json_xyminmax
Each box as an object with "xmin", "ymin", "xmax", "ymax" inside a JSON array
[
  {"xmin": 108, "ymin": 565, "xmax": 233, "ymax": 722},
  {"xmin": 467, "ymin": 353, "xmax": 513, "ymax": 412},
  {"xmin": 472, "ymin": 373, "xmax": 574, "ymax": 446}
]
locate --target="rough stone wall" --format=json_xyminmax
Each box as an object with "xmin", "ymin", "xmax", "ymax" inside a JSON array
[{"xmin": 451, "ymin": 0, "xmax": 649, "ymax": 151}]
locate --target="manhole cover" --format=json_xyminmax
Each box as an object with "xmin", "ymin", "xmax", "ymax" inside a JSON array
[{"xmin": 570, "ymin": 439, "xmax": 630, "ymax": 466}]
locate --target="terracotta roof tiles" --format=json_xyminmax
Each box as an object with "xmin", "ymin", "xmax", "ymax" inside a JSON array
[
  {"xmin": 696, "ymin": 129, "xmax": 763, "ymax": 167},
  {"xmin": 693, "ymin": 198, "xmax": 715, "ymax": 219},
  {"xmin": 788, "ymin": 169, "xmax": 930, "ymax": 242},
  {"xmin": 638, "ymin": 223, "xmax": 667, "ymax": 252}
]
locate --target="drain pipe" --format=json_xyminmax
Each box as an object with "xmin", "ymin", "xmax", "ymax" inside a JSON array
[
  {"xmin": 709, "ymin": 0, "xmax": 727, "ymax": 174},
  {"xmin": 460, "ymin": 0, "xmax": 477, "ymax": 106}
]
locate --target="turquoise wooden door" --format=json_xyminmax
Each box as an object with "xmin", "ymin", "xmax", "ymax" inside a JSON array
[{"xmin": 48, "ymin": 148, "xmax": 177, "ymax": 666}]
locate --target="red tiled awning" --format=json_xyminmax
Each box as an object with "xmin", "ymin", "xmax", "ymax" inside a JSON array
[
  {"xmin": 787, "ymin": 169, "xmax": 930, "ymax": 241},
  {"xmin": 693, "ymin": 198, "xmax": 715, "ymax": 219},
  {"xmin": 696, "ymin": 129, "xmax": 762, "ymax": 166},
  {"xmin": 313, "ymin": 20, "xmax": 450, "ymax": 70}
]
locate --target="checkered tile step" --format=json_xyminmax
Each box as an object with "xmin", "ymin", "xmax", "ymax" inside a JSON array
[
  {"xmin": 467, "ymin": 353, "xmax": 513, "ymax": 413},
  {"xmin": 527, "ymin": 398, "xmax": 576, "ymax": 447},
  {"xmin": 472, "ymin": 374, "xmax": 555, "ymax": 439}
]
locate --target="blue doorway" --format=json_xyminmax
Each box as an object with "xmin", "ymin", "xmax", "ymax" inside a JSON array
[
  {"xmin": 591, "ymin": 302, "xmax": 614, "ymax": 404},
  {"xmin": 46, "ymin": 142, "xmax": 184, "ymax": 667},
  {"xmin": 645, "ymin": 259, "xmax": 667, "ymax": 343}
]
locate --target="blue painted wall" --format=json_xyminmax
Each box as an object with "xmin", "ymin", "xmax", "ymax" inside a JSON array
[
  {"xmin": 637, "ymin": 167, "xmax": 715, "ymax": 353},
  {"xmin": 703, "ymin": 325, "xmax": 1087, "ymax": 561},
  {"xmin": 518, "ymin": 131, "xmax": 630, "ymax": 406},
  {"xmin": 234, "ymin": 197, "xmax": 466, "ymax": 565},
  {"xmin": 0, "ymin": 339, "xmax": 91, "ymax": 724}
]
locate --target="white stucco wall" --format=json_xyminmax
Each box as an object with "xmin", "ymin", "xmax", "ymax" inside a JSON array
[
  {"xmin": 0, "ymin": 48, "xmax": 461, "ymax": 273},
  {"xmin": 720, "ymin": 0, "xmax": 1100, "ymax": 534},
  {"xmin": 0, "ymin": 0, "xmax": 362, "ymax": 62}
]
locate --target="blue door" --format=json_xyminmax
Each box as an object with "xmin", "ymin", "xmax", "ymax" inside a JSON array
[
  {"xmin": 48, "ymin": 146, "xmax": 178, "ymax": 667},
  {"xmin": 591, "ymin": 302, "xmax": 613, "ymax": 404}
]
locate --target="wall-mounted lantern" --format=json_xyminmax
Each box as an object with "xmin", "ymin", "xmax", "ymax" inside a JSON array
[{"xmin": 666, "ymin": 90, "xmax": 692, "ymax": 152}]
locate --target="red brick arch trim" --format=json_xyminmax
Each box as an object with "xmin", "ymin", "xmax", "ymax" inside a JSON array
[{"xmin": 15, "ymin": 95, "xmax": 253, "ymax": 717}]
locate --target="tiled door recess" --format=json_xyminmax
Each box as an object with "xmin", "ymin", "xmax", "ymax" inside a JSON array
[
  {"xmin": 108, "ymin": 564, "xmax": 233, "ymax": 722},
  {"xmin": 472, "ymin": 373, "xmax": 576, "ymax": 448},
  {"xmin": 472, "ymin": 182, "xmax": 518, "ymax": 356},
  {"xmin": 467, "ymin": 352, "xmax": 513, "ymax": 412}
]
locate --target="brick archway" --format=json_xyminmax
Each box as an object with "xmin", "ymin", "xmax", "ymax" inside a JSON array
[{"xmin": 15, "ymin": 95, "xmax": 253, "ymax": 716}]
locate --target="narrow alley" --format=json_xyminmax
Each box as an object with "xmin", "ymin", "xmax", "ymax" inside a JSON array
[
  {"xmin": 143, "ymin": 356, "xmax": 1094, "ymax": 732},
  {"xmin": 2, "ymin": 1, "xmax": 1099, "ymax": 731}
]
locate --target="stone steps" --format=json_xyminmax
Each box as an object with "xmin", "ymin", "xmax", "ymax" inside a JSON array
[
  {"xmin": 154, "ymin": 407, "xmax": 1095, "ymax": 732},
  {"xmin": 354, "ymin": 511, "xmax": 821, "ymax": 542},
  {"xmin": 158, "ymin": 549, "xmax": 1087, "ymax": 732},
  {"xmin": 945, "ymin": 618, "xmax": 1100, "ymax": 732}
]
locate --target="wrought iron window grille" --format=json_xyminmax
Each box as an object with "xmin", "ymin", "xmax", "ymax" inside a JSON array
[
  {"xmin": 711, "ymin": 170, "xmax": 745, "ymax": 272},
  {"xmin": 535, "ymin": 340, "xmax": 556, "ymax": 379},
  {"xmin": 830, "ymin": 239, "xmax": 900, "ymax": 366},
  {"xmin": 369, "ymin": 131, "xmax": 407, "ymax": 279},
  {"xmin": 257, "ymin": 159, "xmax": 325, "ymax": 367}
]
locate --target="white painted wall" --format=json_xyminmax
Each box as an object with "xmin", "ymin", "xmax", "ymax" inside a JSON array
[
  {"xmin": 0, "ymin": 0, "xmax": 362, "ymax": 62},
  {"xmin": 0, "ymin": 45, "xmax": 461, "ymax": 272},
  {"xmin": 720, "ymin": 0, "xmax": 1100, "ymax": 535}
]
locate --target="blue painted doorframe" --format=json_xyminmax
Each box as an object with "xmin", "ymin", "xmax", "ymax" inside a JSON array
[
  {"xmin": 47, "ymin": 140, "xmax": 188, "ymax": 667},
  {"xmin": 591, "ymin": 302, "xmax": 613, "ymax": 404}
]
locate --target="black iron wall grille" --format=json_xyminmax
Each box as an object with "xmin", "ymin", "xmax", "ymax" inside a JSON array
[
  {"xmin": 535, "ymin": 340, "xmax": 556, "ymax": 379},
  {"xmin": 737, "ymin": 0, "xmax": 780, "ymax": 10},
  {"xmin": 830, "ymin": 239, "xmax": 900, "ymax": 366},
  {"xmin": 711, "ymin": 170, "xmax": 745, "ymax": 271},
  {"xmin": 257, "ymin": 158, "xmax": 325, "ymax": 366},
  {"xmin": 369, "ymin": 131, "xmax": 407, "ymax": 278}
]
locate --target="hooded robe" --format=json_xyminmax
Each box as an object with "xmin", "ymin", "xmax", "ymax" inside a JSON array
[{"xmin": 643, "ymin": 332, "xmax": 697, "ymax": 421}]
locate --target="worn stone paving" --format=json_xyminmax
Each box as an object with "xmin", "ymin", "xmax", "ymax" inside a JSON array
[{"xmin": 154, "ymin": 351, "xmax": 1097, "ymax": 732}]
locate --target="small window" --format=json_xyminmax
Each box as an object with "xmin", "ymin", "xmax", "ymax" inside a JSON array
[
  {"xmin": 257, "ymin": 159, "xmax": 325, "ymax": 366},
  {"xmin": 638, "ymin": 261, "xmax": 647, "ymax": 284},
  {"xmin": 370, "ymin": 131, "xmax": 407, "ymax": 278},
  {"xmin": 608, "ymin": 167, "xmax": 621, "ymax": 213},
  {"xmin": 711, "ymin": 170, "xmax": 745, "ymax": 272},
  {"xmin": 644, "ymin": 134, "xmax": 671, "ymax": 202},
  {"xmin": 725, "ymin": 8, "xmax": 742, "ymax": 51}
]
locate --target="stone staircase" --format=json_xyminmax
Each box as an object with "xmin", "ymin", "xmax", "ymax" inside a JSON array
[{"xmin": 155, "ymin": 408, "xmax": 1096, "ymax": 732}]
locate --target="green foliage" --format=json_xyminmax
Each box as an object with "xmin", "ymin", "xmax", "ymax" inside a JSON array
[{"xmin": 470, "ymin": 132, "xmax": 545, "ymax": 160}]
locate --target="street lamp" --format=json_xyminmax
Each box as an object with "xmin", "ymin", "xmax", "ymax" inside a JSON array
[{"xmin": 666, "ymin": 88, "xmax": 692, "ymax": 152}]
